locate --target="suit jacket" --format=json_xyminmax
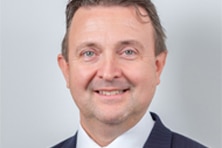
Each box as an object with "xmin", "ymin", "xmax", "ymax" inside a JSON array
[{"xmin": 52, "ymin": 112, "xmax": 207, "ymax": 148}]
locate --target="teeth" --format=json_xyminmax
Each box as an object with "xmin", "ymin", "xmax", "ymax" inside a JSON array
[{"xmin": 98, "ymin": 90, "xmax": 124, "ymax": 96}]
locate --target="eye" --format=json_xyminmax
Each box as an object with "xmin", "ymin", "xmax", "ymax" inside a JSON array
[
  {"xmin": 124, "ymin": 49, "xmax": 135, "ymax": 55},
  {"xmin": 83, "ymin": 51, "xmax": 95, "ymax": 57},
  {"xmin": 121, "ymin": 48, "xmax": 138, "ymax": 60},
  {"xmin": 80, "ymin": 50, "xmax": 97, "ymax": 62}
]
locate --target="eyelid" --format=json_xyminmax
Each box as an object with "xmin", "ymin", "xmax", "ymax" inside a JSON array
[
  {"xmin": 79, "ymin": 48, "xmax": 96, "ymax": 55},
  {"xmin": 79, "ymin": 48, "xmax": 99, "ymax": 61},
  {"xmin": 120, "ymin": 47, "xmax": 138, "ymax": 59},
  {"xmin": 82, "ymin": 49, "xmax": 94, "ymax": 54},
  {"xmin": 121, "ymin": 47, "xmax": 137, "ymax": 54}
]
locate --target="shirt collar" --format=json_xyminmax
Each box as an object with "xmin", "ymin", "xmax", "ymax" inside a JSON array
[{"xmin": 77, "ymin": 111, "xmax": 154, "ymax": 148}]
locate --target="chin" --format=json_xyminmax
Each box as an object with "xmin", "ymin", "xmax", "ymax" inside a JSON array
[{"xmin": 95, "ymin": 109, "xmax": 131, "ymax": 125}]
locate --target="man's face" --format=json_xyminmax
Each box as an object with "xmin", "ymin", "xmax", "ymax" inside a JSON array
[{"xmin": 58, "ymin": 6, "xmax": 166, "ymax": 126}]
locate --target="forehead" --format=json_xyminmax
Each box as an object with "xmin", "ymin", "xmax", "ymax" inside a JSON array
[
  {"xmin": 71, "ymin": 5, "xmax": 151, "ymax": 28},
  {"xmin": 68, "ymin": 6, "xmax": 154, "ymax": 48}
]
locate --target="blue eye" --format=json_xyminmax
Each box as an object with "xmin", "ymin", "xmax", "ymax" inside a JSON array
[
  {"xmin": 81, "ymin": 50, "xmax": 98, "ymax": 62},
  {"xmin": 83, "ymin": 51, "xmax": 95, "ymax": 57},
  {"xmin": 120, "ymin": 48, "xmax": 138, "ymax": 60},
  {"xmin": 124, "ymin": 49, "xmax": 135, "ymax": 55}
]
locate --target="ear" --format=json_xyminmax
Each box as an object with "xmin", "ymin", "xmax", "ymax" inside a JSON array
[
  {"xmin": 155, "ymin": 51, "xmax": 167, "ymax": 85},
  {"xmin": 58, "ymin": 54, "xmax": 70, "ymax": 88}
]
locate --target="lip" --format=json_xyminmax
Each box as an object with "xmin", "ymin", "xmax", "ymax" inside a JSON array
[
  {"xmin": 94, "ymin": 88, "xmax": 130, "ymax": 101},
  {"xmin": 96, "ymin": 90, "xmax": 126, "ymax": 96}
]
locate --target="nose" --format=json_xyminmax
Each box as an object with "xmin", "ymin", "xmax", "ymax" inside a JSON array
[{"xmin": 97, "ymin": 56, "xmax": 121, "ymax": 81}]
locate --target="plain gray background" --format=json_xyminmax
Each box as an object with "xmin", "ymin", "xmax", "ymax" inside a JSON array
[{"xmin": 0, "ymin": 0, "xmax": 221, "ymax": 147}]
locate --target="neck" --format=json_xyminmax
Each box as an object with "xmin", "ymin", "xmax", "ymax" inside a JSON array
[{"xmin": 80, "ymin": 112, "xmax": 145, "ymax": 147}]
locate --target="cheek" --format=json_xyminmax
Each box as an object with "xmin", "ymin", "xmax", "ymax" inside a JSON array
[
  {"xmin": 133, "ymin": 70, "xmax": 157, "ymax": 96},
  {"xmin": 69, "ymin": 64, "xmax": 96, "ymax": 90},
  {"xmin": 124, "ymin": 61, "xmax": 157, "ymax": 86},
  {"xmin": 68, "ymin": 65, "xmax": 97, "ymax": 108},
  {"xmin": 124, "ymin": 61, "xmax": 158, "ymax": 101},
  {"xmin": 132, "ymin": 72, "xmax": 157, "ymax": 109}
]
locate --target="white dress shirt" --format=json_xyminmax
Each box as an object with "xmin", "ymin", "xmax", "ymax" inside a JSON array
[{"xmin": 76, "ymin": 111, "xmax": 154, "ymax": 148}]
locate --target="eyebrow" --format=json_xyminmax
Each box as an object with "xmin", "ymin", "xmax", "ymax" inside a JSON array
[
  {"xmin": 74, "ymin": 39, "xmax": 145, "ymax": 53},
  {"xmin": 75, "ymin": 42, "xmax": 102, "ymax": 54},
  {"xmin": 115, "ymin": 40, "xmax": 145, "ymax": 50}
]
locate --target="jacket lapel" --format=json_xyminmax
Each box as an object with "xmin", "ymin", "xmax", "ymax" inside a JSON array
[{"xmin": 143, "ymin": 112, "xmax": 172, "ymax": 148}]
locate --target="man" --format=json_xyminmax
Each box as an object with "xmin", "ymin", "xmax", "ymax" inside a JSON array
[{"xmin": 53, "ymin": 0, "xmax": 206, "ymax": 147}]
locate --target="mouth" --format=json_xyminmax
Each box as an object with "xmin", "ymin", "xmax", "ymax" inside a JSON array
[{"xmin": 95, "ymin": 89, "xmax": 129, "ymax": 96}]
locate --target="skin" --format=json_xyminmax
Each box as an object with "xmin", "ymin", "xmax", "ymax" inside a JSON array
[{"xmin": 58, "ymin": 6, "xmax": 167, "ymax": 146}]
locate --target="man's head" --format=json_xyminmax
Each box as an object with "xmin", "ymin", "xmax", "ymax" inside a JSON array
[
  {"xmin": 61, "ymin": 0, "xmax": 167, "ymax": 62},
  {"xmin": 58, "ymin": 0, "xmax": 167, "ymax": 144}
]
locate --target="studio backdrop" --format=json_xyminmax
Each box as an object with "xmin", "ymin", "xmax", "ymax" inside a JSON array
[{"xmin": 0, "ymin": 0, "xmax": 221, "ymax": 147}]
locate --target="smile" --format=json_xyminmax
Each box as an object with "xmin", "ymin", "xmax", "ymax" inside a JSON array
[{"xmin": 95, "ymin": 89, "xmax": 129, "ymax": 96}]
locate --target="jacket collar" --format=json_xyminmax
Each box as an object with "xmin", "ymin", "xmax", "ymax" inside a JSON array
[{"xmin": 143, "ymin": 112, "xmax": 172, "ymax": 148}]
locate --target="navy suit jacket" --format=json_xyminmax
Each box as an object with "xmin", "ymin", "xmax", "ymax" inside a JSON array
[{"xmin": 52, "ymin": 113, "xmax": 206, "ymax": 148}]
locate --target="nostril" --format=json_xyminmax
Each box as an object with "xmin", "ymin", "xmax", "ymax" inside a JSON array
[{"xmin": 97, "ymin": 63, "xmax": 122, "ymax": 81}]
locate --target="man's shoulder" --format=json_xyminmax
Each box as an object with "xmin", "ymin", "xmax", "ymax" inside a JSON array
[
  {"xmin": 148, "ymin": 112, "xmax": 207, "ymax": 148},
  {"xmin": 171, "ymin": 132, "xmax": 207, "ymax": 148},
  {"xmin": 51, "ymin": 134, "xmax": 77, "ymax": 148}
]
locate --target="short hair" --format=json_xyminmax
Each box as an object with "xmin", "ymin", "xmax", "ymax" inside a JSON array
[{"xmin": 62, "ymin": 0, "xmax": 167, "ymax": 61}]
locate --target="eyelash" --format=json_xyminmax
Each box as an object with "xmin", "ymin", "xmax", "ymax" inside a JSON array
[
  {"xmin": 123, "ymin": 49, "xmax": 136, "ymax": 55},
  {"xmin": 83, "ymin": 51, "xmax": 95, "ymax": 57},
  {"xmin": 121, "ymin": 48, "xmax": 137, "ymax": 59},
  {"xmin": 80, "ymin": 50, "xmax": 97, "ymax": 61},
  {"xmin": 79, "ymin": 47, "xmax": 138, "ymax": 61}
]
